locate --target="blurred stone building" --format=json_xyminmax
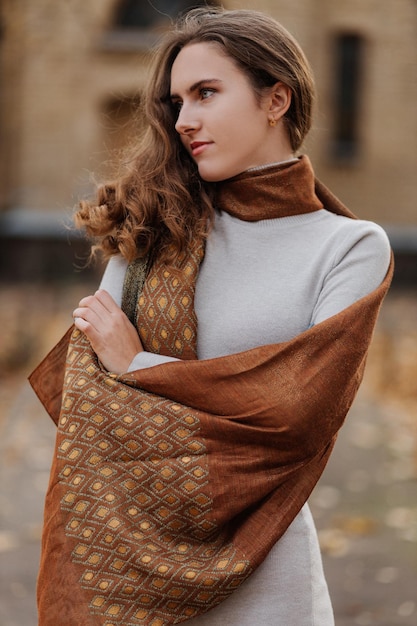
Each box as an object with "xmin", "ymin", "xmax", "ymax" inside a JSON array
[{"xmin": 0, "ymin": 0, "xmax": 416, "ymax": 281}]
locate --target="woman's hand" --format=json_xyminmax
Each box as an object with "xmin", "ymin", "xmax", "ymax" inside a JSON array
[{"xmin": 73, "ymin": 289, "xmax": 143, "ymax": 374}]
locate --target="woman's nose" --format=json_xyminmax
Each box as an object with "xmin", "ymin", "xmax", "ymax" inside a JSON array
[{"xmin": 174, "ymin": 106, "xmax": 201, "ymax": 135}]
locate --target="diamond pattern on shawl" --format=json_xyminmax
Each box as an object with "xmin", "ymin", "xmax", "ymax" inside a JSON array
[
  {"xmin": 57, "ymin": 330, "xmax": 251, "ymax": 625},
  {"xmin": 137, "ymin": 243, "xmax": 204, "ymax": 360}
]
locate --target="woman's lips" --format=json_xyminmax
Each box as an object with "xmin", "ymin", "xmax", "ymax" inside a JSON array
[{"xmin": 190, "ymin": 141, "xmax": 212, "ymax": 157}]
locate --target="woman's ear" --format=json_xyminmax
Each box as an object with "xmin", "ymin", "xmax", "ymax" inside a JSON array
[{"xmin": 268, "ymin": 82, "xmax": 292, "ymax": 123}]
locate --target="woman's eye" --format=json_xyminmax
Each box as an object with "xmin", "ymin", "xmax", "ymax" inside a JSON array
[{"xmin": 200, "ymin": 88, "xmax": 215, "ymax": 100}]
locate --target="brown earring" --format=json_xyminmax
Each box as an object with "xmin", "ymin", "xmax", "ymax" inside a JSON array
[{"xmin": 269, "ymin": 118, "xmax": 277, "ymax": 127}]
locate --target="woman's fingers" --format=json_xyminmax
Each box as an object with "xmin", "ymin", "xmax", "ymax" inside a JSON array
[
  {"xmin": 74, "ymin": 290, "xmax": 114, "ymax": 321},
  {"xmin": 93, "ymin": 289, "xmax": 119, "ymax": 311},
  {"xmin": 72, "ymin": 289, "xmax": 143, "ymax": 373}
]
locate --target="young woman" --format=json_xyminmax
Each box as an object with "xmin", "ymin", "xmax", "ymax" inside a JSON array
[{"xmin": 32, "ymin": 7, "xmax": 392, "ymax": 625}]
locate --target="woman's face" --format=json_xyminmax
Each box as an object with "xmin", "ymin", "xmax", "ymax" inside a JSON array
[{"xmin": 170, "ymin": 42, "xmax": 291, "ymax": 182}]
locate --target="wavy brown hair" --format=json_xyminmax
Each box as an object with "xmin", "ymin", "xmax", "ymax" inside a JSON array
[{"xmin": 75, "ymin": 7, "xmax": 316, "ymax": 265}]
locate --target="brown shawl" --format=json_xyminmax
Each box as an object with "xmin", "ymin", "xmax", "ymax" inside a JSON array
[{"xmin": 30, "ymin": 156, "xmax": 393, "ymax": 625}]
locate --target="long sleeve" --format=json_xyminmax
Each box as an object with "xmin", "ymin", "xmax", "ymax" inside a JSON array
[
  {"xmin": 310, "ymin": 220, "xmax": 391, "ymax": 325},
  {"xmin": 99, "ymin": 255, "xmax": 180, "ymax": 371}
]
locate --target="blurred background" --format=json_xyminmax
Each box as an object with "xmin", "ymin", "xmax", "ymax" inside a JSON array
[{"xmin": 0, "ymin": 1, "xmax": 416, "ymax": 625}]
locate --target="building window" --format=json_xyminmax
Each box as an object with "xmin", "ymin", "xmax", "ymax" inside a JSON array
[
  {"xmin": 115, "ymin": 1, "xmax": 218, "ymax": 29},
  {"xmin": 103, "ymin": 0, "xmax": 218, "ymax": 51},
  {"xmin": 332, "ymin": 33, "xmax": 364, "ymax": 161}
]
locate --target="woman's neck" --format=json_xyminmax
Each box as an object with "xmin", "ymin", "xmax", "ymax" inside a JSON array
[{"xmin": 246, "ymin": 156, "xmax": 299, "ymax": 173}]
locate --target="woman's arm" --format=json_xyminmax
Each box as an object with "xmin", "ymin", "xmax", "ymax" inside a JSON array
[
  {"xmin": 311, "ymin": 221, "xmax": 391, "ymax": 326},
  {"xmin": 73, "ymin": 256, "xmax": 179, "ymax": 373}
]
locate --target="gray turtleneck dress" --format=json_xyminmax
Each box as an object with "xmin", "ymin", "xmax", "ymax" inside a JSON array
[{"xmin": 98, "ymin": 165, "xmax": 391, "ymax": 625}]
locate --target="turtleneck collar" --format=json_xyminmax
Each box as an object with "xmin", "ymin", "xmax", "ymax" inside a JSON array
[{"xmin": 216, "ymin": 155, "xmax": 324, "ymax": 222}]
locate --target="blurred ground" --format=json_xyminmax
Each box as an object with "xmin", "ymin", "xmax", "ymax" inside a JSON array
[{"xmin": 0, "ymin": 282, "xmax": 416, "ymax": 626}]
